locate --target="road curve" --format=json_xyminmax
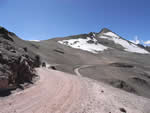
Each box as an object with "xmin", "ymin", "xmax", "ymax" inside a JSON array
[
  {"xmin": 74, "ymin": 65, "xmax": 93, "ymax": 77},
  {"xmin": 0, "ymin": 68, "xmax": 150, "ymax": 113},
  {"xmin": 74, "ymin": 56, "xmax": 114, "ymax": 77},
  {"xmin": 0, "ymin": 68, "xmax": 87, "ymax": 113}
]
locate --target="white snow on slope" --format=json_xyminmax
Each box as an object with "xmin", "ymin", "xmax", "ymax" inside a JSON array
[
  {"xmin": 29, "ymin": 40, "xmax": 41, "ymax": 42},
  {"xmin": 58, "ymin": 37, "xmax": 108, "ymax": 54},
  {"xmin": 100, "ymin": 32, "xmax": 149, "ymax": 54},
  {"xmin": 104, "ymin": 32, "xmax": 119, "ymax": 38}
]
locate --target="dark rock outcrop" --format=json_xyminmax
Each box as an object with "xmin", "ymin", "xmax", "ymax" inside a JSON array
[
  {"xmin": 145, "ymin": 46, "xmax": 150, "ymax": 52},
  {"xmin": 50, "ymin": 66, "xmax": 57, "ymax": 70},
  {"xmin": 99, "ymin": 28, "xmax": 112, "ymax": 34},
  {"xmin": 106, "ymin": 79, "xmax": 136, "ymax": 94},
  {"xmin": 0, "ymin": 27, "xmax": 14, "ymax": 42},
  {"xmin": 137, "ymin": 44, "xmax": 150, "ymax": 52},
  {"xmin": 42, "ymin": 62, "xmax": 46, "ymax": 67},
  {"xmin": 109, "ymin": 62, "xmax": 134, "ymax": 68},
  {"xmin": 0, "ymin": 27, "xmax": 41, "ymax": 92},
  {"xmin": 53, "ymin": 49, "xmax": 65, "ymax": 54}
]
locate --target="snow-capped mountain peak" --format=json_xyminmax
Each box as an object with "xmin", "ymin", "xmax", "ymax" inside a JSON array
[
  {"xmin": 58, "ymin": 28, "xmax": 149, "ymax": 54},
  {"xmin": 99, "ymin": 30, "xmax": 149, "ymax": 54}
]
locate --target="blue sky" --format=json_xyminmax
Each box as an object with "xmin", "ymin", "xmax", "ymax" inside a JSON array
[{"xmin": 0, "ymin": 0, "xmax": 150, "ymax": 43}]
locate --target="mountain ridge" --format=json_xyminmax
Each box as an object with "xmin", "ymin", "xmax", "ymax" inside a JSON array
[
  {"xmin": 0, "ymin": 26, "xmax": 150, "ymax": 99},
  {"xmin": 57, "ymin": 28, "xmax": 149, "ymax": 54}
]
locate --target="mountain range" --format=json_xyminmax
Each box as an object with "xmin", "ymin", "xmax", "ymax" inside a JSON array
[{"xmin": 0, "ymin": 26, "xmax": 150, "ymax": 113}]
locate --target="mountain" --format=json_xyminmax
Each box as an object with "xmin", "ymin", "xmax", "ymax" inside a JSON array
[
  {"xmin": 0, "ymin": 28, "xmax": 150, "ymax": 98},
  {"xmin": 57, "ymin": 28, "xmax": 149, "ymax": 54},
  {"xmin": 0, "ymin": 26, "xmax": 150, "ymax": 112},
  {"xmin": 29, "ymin": 28, "xmax": 150, "ymax": 99}
]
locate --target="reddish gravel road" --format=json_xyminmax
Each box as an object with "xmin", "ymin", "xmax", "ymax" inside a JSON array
[
  {"xmin": 0, "ymin": 68, "xmax": 87, "ymax": 113},
  {"xmin": 0, "ymin": 68, "xmax": 150, "ymax": 113}
]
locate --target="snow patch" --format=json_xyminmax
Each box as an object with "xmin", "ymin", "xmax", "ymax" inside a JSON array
[
  {"xmin": 93, "ymin": 33, "xmax": 96, "ymax": 37},
  {"xmin": 29, "ymin": 40, "xmax": 41, "ymax": 42},
  {"xmin": 100, "ymin": 32, "xmax": 149, "ymax": 54},
  {"xmin": 58, "ymin": 37, "xmax": 108, "ymax": 54},
  {"xmin": 103, "ymin": 32, "xmax": 119, "ymax": 38}
]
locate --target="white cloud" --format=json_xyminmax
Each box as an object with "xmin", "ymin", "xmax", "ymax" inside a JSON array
[
  {"xmin": 144, "ymin": 40, "xmax": 150, "ymax": 45},
  {"xmin": 130, "ymin": 36, "xmax": 150, "ymax": 46},
  {"xmin": 130, "ymin": 36, "xmax": 140, "ymax": 44}
]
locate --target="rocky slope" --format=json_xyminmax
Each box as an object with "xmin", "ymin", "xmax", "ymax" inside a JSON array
[
  {"xmin": 29, "ymin": 28, "xmax": 150, "ymax": 99},
  {"xmin": 0, "ymin": 26, "xmax": 150, "ymax": 112},
  {"xmin": 1, "ymin": 26, "xmax": 150, "ymax": 99},
  {"xmin": 0, "ymin": 27, "xmax": 41, "ymax": 94},
  {"xmin": 145, "ymin": 46, "xmax": 150, "ymax": 52}
]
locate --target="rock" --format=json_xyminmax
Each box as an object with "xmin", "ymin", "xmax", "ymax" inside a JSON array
[
  {"xmin": 34, "ymin": 55, "xmax": 41, "ymax": 67},
  {"xmin": 0, "ymin": 76, "xmax": 9, "ymax": 89},
  {"xmin": 10, "ymin": 49, "xmax": 16, "ymax": 53},
  {"xmin": 108, "ymin": 79, "xmax": 136, "ymax": 94},
  {"xmin": 145, "ymin": 46, "xmax": 150, "ymax": 52},
  {"xmin": 0, "ymin": 27, "xmax": 14, "ymax": 42},
  {"xmin": 23, "ymin": 47, "xmax": 28, "ymax": 52},
  {"xmin": 119, "ymin": 107, "xmax": 127, "ymax": 113},
  {"xmin": 109, "ymin": 62, "xmax": 134, "ymax": 68},
  {"xmin": 42, "ymin": 62, "xmax": 46, "ymax": 67},
  {"xmin": 50, "ymin": 66, "xmax": 56, "ymax": 70},
  {"xmin": 99, "ymin": 28, "xmax": 112, "ymax": 34},
  {"xmin": 2, "ymin": 34, "xmax": 14, "ymax": 42},
  {"xmin": 0, "ymin": 26, "xmax": 9, "ymax": 34},
  {"xmin": 129, "ymin": 77, "xmax": 149, "ymax": 86},
  {"xmin": 87, "ymin": 40, "xmax": 95, "ymax": 44},
  {"xmin": 0, "ymin": 27, "xmax": 41, "ymax": 91},
  {"xmin": 53, "ymin": 49, "xmax": 64, "ymax": 54}
]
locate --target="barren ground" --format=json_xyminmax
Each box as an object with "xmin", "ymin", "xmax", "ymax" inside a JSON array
[{"xmin": 0, "ymin": 68, "xmax": 150, "ymax": 113}]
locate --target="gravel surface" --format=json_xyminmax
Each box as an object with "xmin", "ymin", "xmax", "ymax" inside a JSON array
[{"xmin": 0, "ymin": 68, "xmax": 150, "ymax": 113}]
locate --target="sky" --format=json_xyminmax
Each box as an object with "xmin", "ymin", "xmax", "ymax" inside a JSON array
[{"xmin": 0, "ymin": 0, "xmax": 150, "ymax": 44}]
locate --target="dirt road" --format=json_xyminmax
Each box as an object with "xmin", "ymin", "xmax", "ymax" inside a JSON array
[
  {"xmin": 74, "ymin": 65, "xmax": 93, "ymax": 77},
  {"xmin": 0, "ymin": 68, "xmax": 86, "ymax": 113},
  {"xmin": 0, "ymin": 68, "xmax": 150, "ymax": 113}
]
